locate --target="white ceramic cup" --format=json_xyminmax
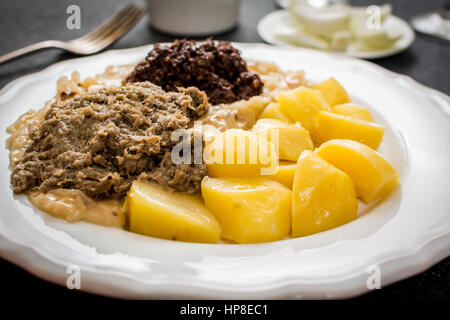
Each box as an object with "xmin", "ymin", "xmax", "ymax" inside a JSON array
[{"xmin": 147, "ymin": 0, "xmax": 241, "ymax": 36}]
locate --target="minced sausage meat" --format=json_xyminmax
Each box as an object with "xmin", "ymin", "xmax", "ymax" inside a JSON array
[
  {"xmin": 125, "ymin": 39, "xmax": 264, "ymax": 105},
  {"xmin": 11, "ymin": 82, "xmax": 208, "ymax": 199}
]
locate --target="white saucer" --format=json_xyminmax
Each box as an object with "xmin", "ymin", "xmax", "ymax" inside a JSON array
[{"xmin": 258, "ymin": 10, "xmax": 415, "ymax": 59}]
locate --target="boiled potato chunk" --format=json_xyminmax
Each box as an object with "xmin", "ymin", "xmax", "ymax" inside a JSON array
[
  {"xmin": 332, "ymin": 103, "xmax": 374, "ymax": 122},
  {"xmin": 128, "ymin": 181, "xmax": 221, "ymax": 243},
  {"xmin": 269, "ymin": 161, "xmax": 297, "ymax": 189},
  {"xmin": 314, "ymin": 77, "xmax": 351, "ymax": 107},
  {"xmin": 316, "ymin": 139, "xmax": 399, "ymax": 204},
  {"xmin": 259, "ymin": 102, "xmax": 293, "ymax": 123},
  {"xmin": 276, "ymin": 86, "xmax": 330, "ymax": 132},
  {"xmin": 204, "ymin": 129, "xmax": 278, "ymax": 177},
  {"xmin": 314, "ymin": 111, "xmax": 384, "ymax": 149},
  {"xmin": 252, "ymin": 118, "xmax": 313, "ymax": 161},
  {"xmin": 201, "ymin": 177, "xmax": 292, "ymax": 243},
  {"xmin": 292, "ymin": 151, "xmax": 357, "ymax": 237}
]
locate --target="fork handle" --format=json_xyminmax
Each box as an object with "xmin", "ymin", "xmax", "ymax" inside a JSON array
[{"xmin": 0, "ymin": 40, "xmax": 65, "ymax": 65}]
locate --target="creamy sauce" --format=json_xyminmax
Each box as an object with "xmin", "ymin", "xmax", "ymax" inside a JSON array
[
  {"xmin": 200, "ymin": 95, "xmax": 270, "ymax": 131},
  {"xmin": 28, "ymin": 190, "xmax": 125, "ymax": 228},
  {"xmin": 6, "ymin": 103, "xmax": 51, "ymax": 167},
  {"xmin": 7, "ymin": 61, "xmax": 307, "ymax": 228},
  {"xmin": 248, "ymin": 60, "xmax": 310, "ymax": 96}
]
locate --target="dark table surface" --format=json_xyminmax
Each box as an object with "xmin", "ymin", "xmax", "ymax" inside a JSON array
[{"xmin": 0, "ymin": 0, "xmax": 448, "ymax": 301}]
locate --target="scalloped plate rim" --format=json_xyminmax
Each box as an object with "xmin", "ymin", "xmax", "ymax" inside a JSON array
[{"xmin": 0, "ymin": 43, "xmax": 448, "ymax": 299}]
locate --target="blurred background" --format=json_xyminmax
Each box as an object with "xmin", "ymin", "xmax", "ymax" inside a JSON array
[
  {"xmin": 0, "ymin": 0, "xmax": 448, "ymax": 93},
  {"xmin": 0, "ymin": 0, "xmax": 448, "ymax": 300}
]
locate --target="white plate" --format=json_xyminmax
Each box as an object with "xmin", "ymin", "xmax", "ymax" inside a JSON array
[
  {"xmin": 0, "ymin": 43, "xmax": 449, "ymax": 299},
  {"xmin": 258, "ymin": 10, "xmax": 415, "ymax": 59}
]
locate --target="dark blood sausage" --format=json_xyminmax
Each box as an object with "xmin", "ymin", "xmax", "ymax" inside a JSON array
[
  {"xmin": 11, "ymin": 82, "xmax": 208, "ymax": 199},
  {"xmin": 125, "ymin": 39, "xmax": 264, "ymax": 105}
]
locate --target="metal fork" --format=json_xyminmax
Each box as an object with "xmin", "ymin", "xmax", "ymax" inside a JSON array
[{"xmin": 0, "ymin": 2, "xmax": 146, "ymax": 65}]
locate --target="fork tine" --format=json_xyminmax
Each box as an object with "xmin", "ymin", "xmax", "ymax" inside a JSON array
[
  {"xmin": 79, "ymin": 4, "xmax": 144, "ymax": 46},
  {"xmin": 87, "ymin": 6, "xmax": 145, "ymax": 50},
  {"xmin": 70, "ymin": 2, "xmax": 136, "ymax": 44},
  {"xmin": 80, "ymin": 4, "xmax": 144, "ymax": 44},
  {"xmin": 74, "ymin": 5, "xmax": 144, "ymax": 51}
]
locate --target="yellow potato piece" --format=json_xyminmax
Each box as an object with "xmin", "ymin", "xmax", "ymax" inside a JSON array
[
  {"xmin": 314, "ymin": 111, "xmax": 385, "ymax": 149},
  {"xmin": 332, "ymin": 103, "xmax": 374, "ymax": 122},
  {"xmin": 204, "ymin": 129, "xmax": 278, "ymax": 177},
  {"xmin": 316, "ymin": 139, "xmax": 399, "ymax": 204},
  {"xmin": 252, "ymin": 118, "xmax": 313, "ymax": 161},
  {"xmin": 268, "ymin": 161, "xmax": 297, "ymax": 189},
  {"xmin": 276, "ymin": 86, "xmax": 330, "ymax": 132},
  {"xmin": 314, "ymin": 77, "xmax": 351, "ymax": 107},
  {"xmin": 127, "ymin": 181, "xmax": 221, "ymax": 243},
  {"xmin": 292, "ymin": 151, "xmax": 357, "ymax": 237},
  {"xmin": 202, "ymin": 177, "xmax": 292, "ymax": 243},
  {"xmin": 258, "ymin": 102, "xmax": 293, "ymax": 124}
]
